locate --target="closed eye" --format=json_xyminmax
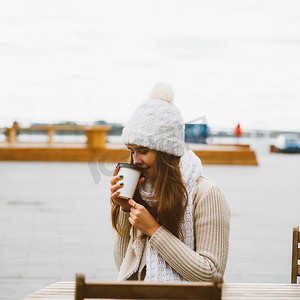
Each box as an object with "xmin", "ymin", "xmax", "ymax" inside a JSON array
[
  {"xmin": 139, "ymin": 150, "xmax": 148, "ymax": 155},
  {"xmin": 127, "ymin": 147, "xmax": 149, "ymax": 155}
]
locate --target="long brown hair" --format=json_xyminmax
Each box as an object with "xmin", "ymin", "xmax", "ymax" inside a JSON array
[{"xmin": 111, "ymin": 150, "xmax": 188, "ymax": 239}]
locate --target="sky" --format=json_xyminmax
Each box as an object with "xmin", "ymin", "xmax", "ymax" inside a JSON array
[{"xmin": 1, "ymin": 0, "xmax": 300, "ymax": 131}]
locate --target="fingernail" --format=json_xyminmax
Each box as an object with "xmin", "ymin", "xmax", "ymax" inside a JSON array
[
  {"xmin": 119, "ymin": 175, "xmax": 123, "ymax": 178},
  {"xmin": 120, "ymin": 183, "xmax": 124, "ymax": 186}
]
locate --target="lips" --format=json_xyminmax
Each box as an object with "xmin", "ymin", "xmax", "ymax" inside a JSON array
[{"xmin": 140, "ymin": 167, "xmax": 150, "ymax": 173}]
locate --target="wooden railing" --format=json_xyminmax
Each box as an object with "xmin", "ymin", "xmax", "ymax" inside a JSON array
[{"xmin": 4, "ymin": 124, "xmax": 111, "ymax": 149}]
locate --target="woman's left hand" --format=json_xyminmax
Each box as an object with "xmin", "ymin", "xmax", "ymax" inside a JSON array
[{"xmin": 128, "ymin": 199, "xmax": 160, "ymax": 237}]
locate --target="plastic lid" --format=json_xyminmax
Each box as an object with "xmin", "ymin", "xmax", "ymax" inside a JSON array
[{"xmin": 117, "ymin": 163, "xmax": 142, "ymax": 172}]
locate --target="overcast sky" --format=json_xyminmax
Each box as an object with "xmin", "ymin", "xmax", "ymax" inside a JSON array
[{"xmin": 1, "ymin": 0, "xmax": 300, "ymax": 131}]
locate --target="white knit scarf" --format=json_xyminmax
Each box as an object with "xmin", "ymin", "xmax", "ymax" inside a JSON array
[{"xmin": 139, "ymin": 150, "xmax": 203, "ymax": 282}]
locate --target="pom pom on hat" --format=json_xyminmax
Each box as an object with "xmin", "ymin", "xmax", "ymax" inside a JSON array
[
  {"xmin": 121, "ymin": 82, "xmax": 185, "ymax": 156},
  {"xmin": 149, "ymin": 82, "xmax": 174, "ymax": 103}
]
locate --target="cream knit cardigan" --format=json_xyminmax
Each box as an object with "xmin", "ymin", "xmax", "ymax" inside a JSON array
[{"xmin": 113, "ymin": 176, "xmax": 231, "ymax": 282}]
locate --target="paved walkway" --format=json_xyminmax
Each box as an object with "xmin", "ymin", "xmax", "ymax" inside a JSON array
[{"xmin": 0, "ymin": 153, "xmax": 300, "ymax": 299}]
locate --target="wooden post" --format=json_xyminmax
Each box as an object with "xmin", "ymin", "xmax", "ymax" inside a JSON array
[
  {"xmin": 212, "ymin": 273, "xmax": 223, "ymax": 300},
  {"xmin": 6, "ymin": 124, "xmax": 18, "ymax": 143},
  {"xmin": 291, "ymin": 226, "xmax": 299, "ymax": 283},
  {"xmin": 75, "ymin": 273, "xmax": 85, "ymax": 300},
  {"xmin": 47, "ymin": 126, "xmax": 54, "ymax": 144},
  {"xmin": 85, "ymin": 126, "xmax": 111, "ymax": 149}
]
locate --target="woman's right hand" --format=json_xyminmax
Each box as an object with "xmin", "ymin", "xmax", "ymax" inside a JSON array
[{"xmin": 110, "ymin": 166, "xmax": 145, "ymax": 212}]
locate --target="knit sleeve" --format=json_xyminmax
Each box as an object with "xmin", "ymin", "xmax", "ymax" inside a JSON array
[
  {"xmin": 149, "ymin": 184, "xmax": 231, "ymax": 282},
  {"xmin": 113, "ymin": 208, "xmax": 131, "ymax": 270}
]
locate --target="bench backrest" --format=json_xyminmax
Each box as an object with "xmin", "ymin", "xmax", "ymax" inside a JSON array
[
  {"xmin": 291, "ymin": 225, "xmax": 300, "ymax": 283},
  {"xmin": 75, "ymin": 273, "xmax": 222, "ymax": 300}
]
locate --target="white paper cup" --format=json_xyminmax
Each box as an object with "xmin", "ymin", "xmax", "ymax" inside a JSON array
[{"xmin": 117, "ymin": 163, "xmax": 142, "ymax": 199}]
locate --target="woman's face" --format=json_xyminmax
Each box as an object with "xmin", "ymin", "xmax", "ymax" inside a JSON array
[{"xmin": 127, "ymin": 144, "xmax": 157, "ymax": 179}]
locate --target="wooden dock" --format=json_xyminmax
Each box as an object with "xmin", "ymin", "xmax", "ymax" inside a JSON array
[
  {"xmin": 0, "ymin": 142, "xmax": 258, "ymax": 165},
  {"xmin": 189, "ymin": 143, "xmax": 258, "ymax": 165}
]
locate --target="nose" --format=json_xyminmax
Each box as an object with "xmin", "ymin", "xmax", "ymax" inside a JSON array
[{"xmin": 132, "ymin": 154, "xmax": 143, "ymax": 166}]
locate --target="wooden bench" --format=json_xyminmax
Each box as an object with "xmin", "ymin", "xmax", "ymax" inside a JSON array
[
  {"xmin": 23, "ymin": 281, "xmax": 300, "ymax": 299},
  {"xmin": 75, "ymin": 273, "xmax": 223, "ymax": 300}
]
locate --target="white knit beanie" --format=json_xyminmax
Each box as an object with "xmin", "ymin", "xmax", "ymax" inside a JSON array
[{"xmin": 121, "ymin": 82, "xmax": 185, "ymax": 157}]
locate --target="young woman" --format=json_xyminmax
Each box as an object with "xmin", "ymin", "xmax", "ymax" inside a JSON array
[{"xmin": 110, "ymin": 82, "xmax": 230, "ymax": 282}]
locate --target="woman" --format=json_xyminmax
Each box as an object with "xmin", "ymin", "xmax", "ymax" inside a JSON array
[{"xmin": 110, "ymin": 82, "xmax": 230, "ymax": 282}]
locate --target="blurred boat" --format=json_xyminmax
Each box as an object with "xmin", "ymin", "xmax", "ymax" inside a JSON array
[{"xmin": 274, "ymin": 133, "xmax": 300, "ymax": 153}]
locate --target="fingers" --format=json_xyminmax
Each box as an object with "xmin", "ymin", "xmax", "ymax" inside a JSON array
[
  {"xmin": 110, "ymin": 181, "xmax": 124, "ymax": 193},
  {"xmin": 111, "ymin": 166, "xmax": 121, "ymax": 184},
  {"xmin": 110, "ymin": 172, "xmax": 124, "ymax": 186},
  {"xmin": 128, "ymin": 198, "xmax": 140, "ymax": 210},
  {"xmin": 113, "ymin": 165, "xmax": 120, "ymax": 176},
  {"xmin": 110, "ymin": 165, "xmax": 124, "ymax": 199},
  {"xmin": 128, "ymin": 198, "xmax": 135, "ymax": 208},
  {"xmin": 110, "ymin": 165, "xmax": 132, "ymax": 211},
  {"xmin": 110, "ymin": 191, "xmax": 131, "ymax": 211},
  {"xmin": 128, "ymin": 210, "xmax": 136, "ymax": 226},
  {"xmin": 128, "ymin": 216, "xmax": 134, "ymax": 226},
  {"xmin": 110, "ymin": 190, "xmax": 121, "ymax": 201},
  {"xmin": 110, "ymin": 175, "xmax": 123, "ymax": 186},
  {"xmin": 127, "ymin": 200, "xmax": 159, "ymax": 237}
]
